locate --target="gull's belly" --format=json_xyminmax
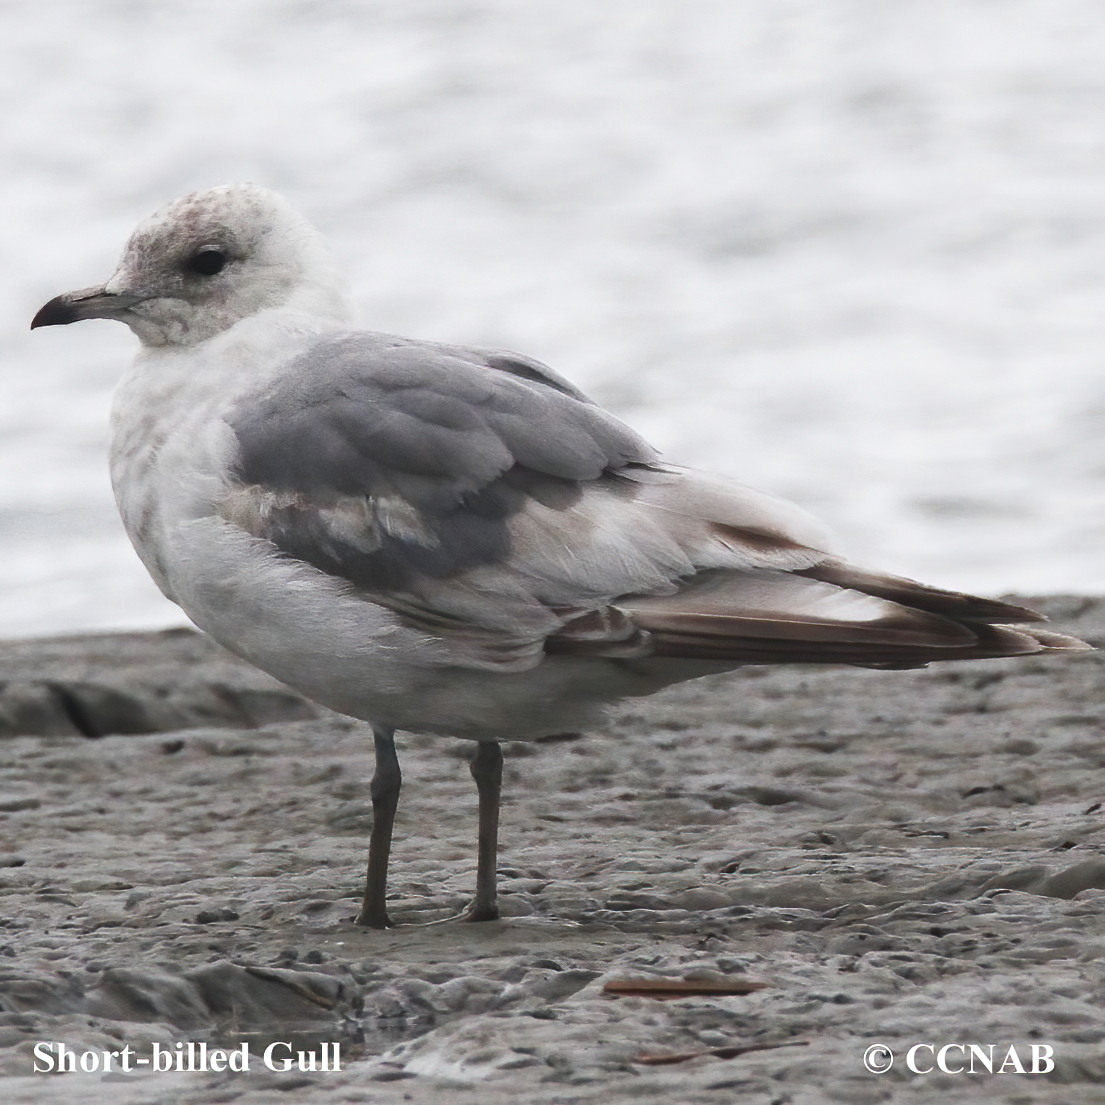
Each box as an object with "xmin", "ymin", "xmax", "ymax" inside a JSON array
[{"xmin": 154, "ymin": 512, "xmax": 648, "ymax": 741}]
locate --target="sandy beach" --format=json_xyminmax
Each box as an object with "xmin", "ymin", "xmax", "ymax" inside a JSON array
[{"xmin": 0, "ymin": 594, "xmax": 1101, "ymax": 1102}]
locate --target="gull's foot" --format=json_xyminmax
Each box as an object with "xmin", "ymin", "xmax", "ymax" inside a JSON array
[
  {"xmin": 365, "ymin": 902, "xmax": 498, "ymax": 928},
  {"xmin": 461, "ymin": 901, "xmax": 499, "ymax": 922},
  {"xmin": 355, "ymin": 907, "xmax": 394, "ymax": 929}
]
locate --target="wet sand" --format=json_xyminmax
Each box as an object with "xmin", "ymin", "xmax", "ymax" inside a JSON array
[{"xmin": 1, "ymin": 595, "xmax": 1103, "ymax": 1103}]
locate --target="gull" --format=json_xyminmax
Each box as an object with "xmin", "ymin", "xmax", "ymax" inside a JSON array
[{"xmin": 32, "ymin": 184, "xmax": 1089, "ymax": 928}]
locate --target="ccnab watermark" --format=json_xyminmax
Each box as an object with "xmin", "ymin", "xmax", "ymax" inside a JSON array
[{"xmin": 863, "ymin": 1042, "xmax": 1055, "ymax": 1075}]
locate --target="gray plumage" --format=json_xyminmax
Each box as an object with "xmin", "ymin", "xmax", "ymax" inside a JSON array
[{"xmin": 226, "ymin": 333, "xmax": 656, "ymax": 589}]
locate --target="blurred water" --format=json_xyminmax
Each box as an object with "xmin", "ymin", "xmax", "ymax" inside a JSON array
[{"xmin": 3, "ymin": 0, "xmax": 1104, "ymax": 638}]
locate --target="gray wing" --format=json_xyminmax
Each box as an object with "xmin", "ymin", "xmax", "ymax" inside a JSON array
[
  {"xmin": 220, "ymin": 331, "xmax": 1085, "ymax": 674},
  {"xmin": 223, "ymin": 331, "xmax": 660, "ymax": 592}
]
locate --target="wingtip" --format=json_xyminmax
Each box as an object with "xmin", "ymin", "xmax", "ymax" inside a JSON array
[{"xmin": 1025, "ymin": 628, "xmax": 1095, "ymax": 653}]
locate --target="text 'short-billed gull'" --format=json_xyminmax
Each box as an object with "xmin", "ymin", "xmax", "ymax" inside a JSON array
[{"xmin": 32, "ymin": 184, "xmax": 1089, "ymax": 928}]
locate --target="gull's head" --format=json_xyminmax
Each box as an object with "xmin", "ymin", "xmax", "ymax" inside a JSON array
[{"xmin": 31, "ymin": 184, "xmax": 349, "ymax": 347}]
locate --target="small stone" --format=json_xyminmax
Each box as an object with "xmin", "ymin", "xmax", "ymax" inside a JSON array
[{"xmin": 194, "ymin": 908, "xmax": 240, "ymax": 924}]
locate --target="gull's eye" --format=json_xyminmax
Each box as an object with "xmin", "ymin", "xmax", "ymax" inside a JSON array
[{"xmin": 185, "ymin": 246, "xmax": 228, "ymax": 276}]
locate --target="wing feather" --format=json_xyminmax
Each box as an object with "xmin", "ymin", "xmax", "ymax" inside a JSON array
[{"xmin": 217, "ymin": 330, "xmax": 1087, "ymax": 673}]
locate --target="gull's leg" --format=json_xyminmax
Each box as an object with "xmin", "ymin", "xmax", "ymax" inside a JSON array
[
  {"xmin": 466, "ymin": 740, "xmax": 503, "ymax": 922},
  {"xmin": 357, "ymin": 725, "xmax": 400, "ymax": 928}
]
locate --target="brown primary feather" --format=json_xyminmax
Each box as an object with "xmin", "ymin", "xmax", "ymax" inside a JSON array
[
  {"xmin": 794, "ymin": 558, "xmax": 1047, "ymax": 624},
  {"xmin": 633, "ymin": 622, "xmax": 1049, "ymax": 668},
  {"xmin": 548, "ymin": 561, "xmax": 1089, "ymax": 671}
]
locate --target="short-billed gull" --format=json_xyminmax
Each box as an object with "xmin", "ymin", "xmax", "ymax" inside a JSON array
[{"xmin": 32, "ymin": 184, "xmax": 1089, "ymax": 927}]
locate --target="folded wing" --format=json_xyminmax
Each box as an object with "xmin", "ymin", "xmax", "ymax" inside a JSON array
[{"xmin": 219, "ymin": 331, "xmax": 1089, "ymax": 672}]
